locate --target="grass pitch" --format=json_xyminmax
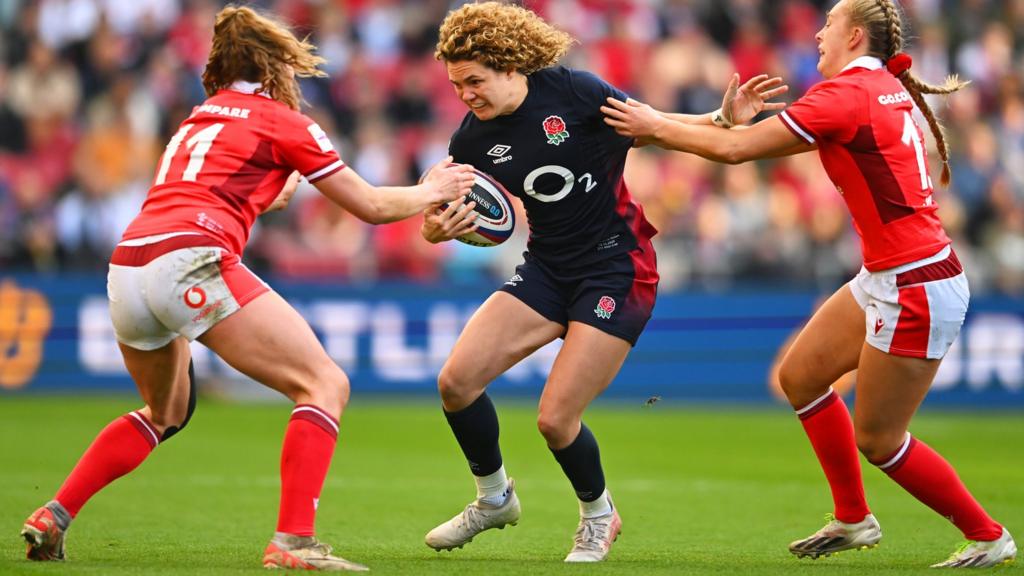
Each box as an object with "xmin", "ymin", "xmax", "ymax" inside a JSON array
[{"xmin": 1, "ymin": 396, "xmax": 1021, "ymax": 575}]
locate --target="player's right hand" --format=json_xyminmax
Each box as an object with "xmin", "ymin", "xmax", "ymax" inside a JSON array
[
  {"xmin": 421, "ymin": 196, "xmax": 479, "ymax": 244},
  {"xmin": 422, "ymin": 156, "xmax": 475, "ymax": 204}
]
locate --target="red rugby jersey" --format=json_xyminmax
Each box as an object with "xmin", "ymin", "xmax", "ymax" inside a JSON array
[
  {"xmin": 121, "ymin": 85, "xmax": 345, "ymax": 254},
  {"xmin": 778, "ymin": 57, "xmax": 950, "ymax": 271}
]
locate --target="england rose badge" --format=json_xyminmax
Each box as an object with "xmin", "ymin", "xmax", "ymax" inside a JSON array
[{"xmin": 542, "ymin": 115, "xmax": 569, "ymax": 145}]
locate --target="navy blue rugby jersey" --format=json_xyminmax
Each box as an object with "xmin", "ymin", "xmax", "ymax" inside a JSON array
[{"xmin": 448, "ymin": 66, "xmax": 657, "ymax": 270}]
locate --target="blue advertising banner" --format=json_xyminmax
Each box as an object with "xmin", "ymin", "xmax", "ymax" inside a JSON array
[{"xmin": 1, "ymin": 274, "xmax": 1022, "ymax": 407}]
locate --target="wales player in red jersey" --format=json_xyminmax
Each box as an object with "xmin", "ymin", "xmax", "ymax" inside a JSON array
[
  {"xmin": 19, "ymin": 6, "xmax": 472, "ymax": 571},
  {"xmin": 603, "ymin": 0, "xmax": 1016, "ymax": 568}
]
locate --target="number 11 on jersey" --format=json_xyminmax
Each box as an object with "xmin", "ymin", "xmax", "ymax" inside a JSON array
[
  {"xmin": 154, "ymin": 123, "xmax": 225, "ymax": 185},
  {"xmin": 901, "ymin": 111, "xmax": 931, "ymax": 192}
]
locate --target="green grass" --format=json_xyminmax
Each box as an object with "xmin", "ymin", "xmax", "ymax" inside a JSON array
[{"xmin": 0, "ymin": 396, "xmax": 1021, "ymax": 575}]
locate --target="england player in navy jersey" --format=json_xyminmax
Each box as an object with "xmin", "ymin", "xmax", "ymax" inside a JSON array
[{"xmin": 419, "ymin": 1, "xmax": 787, "ymax": 562}]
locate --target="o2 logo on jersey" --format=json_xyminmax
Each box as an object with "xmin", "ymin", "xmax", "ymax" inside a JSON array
[
  {"xmin": 184, "ymin": 286, "xmax": 207, "ymax": 309},
  {"xmin": 524, "ymin": 165, "xmax": 597, "ymax": 203}
]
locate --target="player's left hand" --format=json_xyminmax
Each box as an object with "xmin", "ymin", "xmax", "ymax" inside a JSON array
[
  {"xmin": 601, "ymin": 97, "xmax": 665, "ymax": 141},
  {"xmin": 722, "ymin": 73, "xmax": 788, "ymax": 126},
  {"xmin": 264, "ymin": 170, "xmax": 301, "ymax": 213},
  {"xmin": 421, "ymin": 196, "xmax": 479, "ymax": 244}
]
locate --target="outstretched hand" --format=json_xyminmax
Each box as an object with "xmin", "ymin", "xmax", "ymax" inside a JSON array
[
  {"xmin": 722, "ymin": 73, "xmax": 789, "ymax": 126},
  {"xmin": 601, "ymin": 97, "xmax": 665, "ymax": 140},
  {"xmin": 422, "ymin": 156, "xmax": 475, "ymax": 204}
]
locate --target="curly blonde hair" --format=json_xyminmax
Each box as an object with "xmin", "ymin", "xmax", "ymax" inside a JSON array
[
  {"xmin": 435, "ymin": 2, "xmax": 575, "ymax": 74},
  {"xmin": 202, "ymin": 5, "xmax": 326, "ymax": 110},
  {"xmin": 848, "ymin": 0, "xmax": 968, "ymax": 186}
]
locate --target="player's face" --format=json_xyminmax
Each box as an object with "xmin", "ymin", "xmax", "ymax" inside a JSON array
[
  {"xmin": 447, "ymin": 60, "xmax": 526, "ymax": 121},
  {"xmin": 815, "ymin": 1, "xmax": 854, "ymax": 78}
]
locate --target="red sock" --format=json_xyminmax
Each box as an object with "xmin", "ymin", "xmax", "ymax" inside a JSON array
[
  {"xmin": 277, "ymin": 404, "xmax": 339, "ymax": 536},
  {"xmin": 873, "ymin": 434, "xmax": 1003, "ymax": 541},
  {"xmin": 54, "ymin": 412, "xmax": 159, "ymax": 517},
  {"xmin": 796, "ymin": 388, "xmax": 871, "ymax": 523}
]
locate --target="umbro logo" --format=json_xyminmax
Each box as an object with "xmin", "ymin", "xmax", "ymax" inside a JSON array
[{"xmin": 488, "ymin": 144, "xmax": 513, "ymax": 164}]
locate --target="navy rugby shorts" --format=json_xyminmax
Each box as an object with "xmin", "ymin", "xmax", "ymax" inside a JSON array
[{"xmin": 499, "ymin": 245, "xmax": 658, "ymax": 346}]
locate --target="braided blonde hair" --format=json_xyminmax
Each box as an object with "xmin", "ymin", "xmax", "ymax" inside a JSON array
[
  {"xmin": 848, "ymin": 0, "xmax": 968, "ymax": 185},
  {"xmin": 202, "ymin": 6, "xmax": 326, "ymax": 111},
  {"xmin": 435, "ymin": 2, "xmax": 575, "ymax": 74}
]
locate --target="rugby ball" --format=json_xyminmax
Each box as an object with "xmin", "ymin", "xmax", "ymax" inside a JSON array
[{"xmin": 454, "ymin": 168, "xmax": 516, "ymax": 247}]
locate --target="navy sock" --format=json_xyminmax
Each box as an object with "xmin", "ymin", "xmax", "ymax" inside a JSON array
[
  {"xmin": 551, "ymin": 423, "xmax": 606, "ymax": 502},
  {"xmin": 444, "ymin": 393, "xmax": 502, "ymax": 476}
]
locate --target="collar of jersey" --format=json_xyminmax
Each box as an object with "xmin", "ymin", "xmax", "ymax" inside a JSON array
[
  {"xmin": 227, "ymin": 80, "xmax": 273, "ymax": 98},
  {"xmin": 838, "ymin": 55, "xmax": 883, "ymax": 75}
]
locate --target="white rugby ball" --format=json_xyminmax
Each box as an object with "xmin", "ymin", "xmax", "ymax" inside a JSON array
[{"xmin": 455, "ymin": 168, "xmax": 516, "ymax": 247}]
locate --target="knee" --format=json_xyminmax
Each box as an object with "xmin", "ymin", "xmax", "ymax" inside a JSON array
[
  {"xmin": 318, "ymin": 370, "xmax": 350, "ymax": 415},
  {"xmin": 777, "ymin": 358, "xmax": 827, "ymax": 409},
  {"xmin": 147, "ymin": 403, "xmax": 187, "ymax": 432},
  {"xmin": 437, "ymin": 365, "xmax": 479, "ymax": 410},
  {"xmin": 289, "ymin": 361, "xmax": 350, "ymax": 418},
  {"xmin": 777, "ymin": 361, "xmax": 803, "ymax": 404},
  {"xmin": 159, "ymin": 361, "xmax": 198, "ymax": 442},
  {"xmin": 536, "ymin": 410, "xmax": 576, "ymax": 448},
  {"xmin": 855, "ymin": 428, "xmax": 903, "ymax": 463}
]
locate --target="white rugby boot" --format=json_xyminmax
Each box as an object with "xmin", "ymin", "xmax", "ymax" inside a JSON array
[
  {"xmin": 931, "ymin": 527, "xmax": 1016, "ymax": 568},
  {"xmin": 789, "ymin": 513, "xmax": 882, "ymax": 559},
  {"xmin": 564, "ymin": 493, "xmax": 622, "ymax": 562},
  {"xmin": 425, "ymin": 478, "xmax": 520, "ymax": 551},
  {"xmin": 262, "ymin": 533, "xmax": 369, "ymax": 571}
]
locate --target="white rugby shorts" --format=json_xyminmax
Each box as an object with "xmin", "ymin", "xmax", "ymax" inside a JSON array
[
  {"xmin": 107, "ymin": 233, "xmax": 269, "ymax": 350},
  {"xmin": 848, "ymin": 244, "xmax": 968, "ymax": 359}
]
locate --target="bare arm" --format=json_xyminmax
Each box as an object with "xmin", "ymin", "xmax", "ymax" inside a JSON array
[
  {"xmin": 312, "ymin": 157, "xmax": 475, "ymax": 224},
  {"xmin": 602, "ymin": 97, "xmax": 815, "ymax": 163}
]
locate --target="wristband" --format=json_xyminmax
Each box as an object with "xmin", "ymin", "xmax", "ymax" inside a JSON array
[{"xmin": 711, "ymin": 108, "xmax": 734, "ymax": 129}]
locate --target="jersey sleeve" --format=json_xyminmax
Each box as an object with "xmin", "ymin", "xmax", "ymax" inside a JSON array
[
  {"xmin": 273, "ymin": 110, "xmax": 346, "ymax": 183},
  {"xmin": 566, "ymin": 68, "xmax": 634, "ymax": 148},
  {"xmin": 778, "ymin": 80, "xmax": 860, "ymax": 145}
]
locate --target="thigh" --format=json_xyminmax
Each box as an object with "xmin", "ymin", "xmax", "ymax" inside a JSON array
[
  {"xmin": 119, "ymin": 336, "xmax": 193, "ymax": 433},
  {"xmin": 854, "ymin": 343, "xmax": 940, "ymax": 455},
  {"xmin": 198, "ymin": 290, "xmax": 343, "ymax": 402},
  {"xmin": 538, "ymin": 322, "xmax": 632, "ymax": 439},
  {"xmin": 780, "ymin": 284, "xmax": 866, "ymax": 407},
  {"xmin": 444, "ymin": 291, "xmax": 566, "ymax": 394}
]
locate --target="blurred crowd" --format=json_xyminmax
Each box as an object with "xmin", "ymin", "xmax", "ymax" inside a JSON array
[{"xmin": 2, "ymin": 0, "xmax": 1023, "ymax": 293}]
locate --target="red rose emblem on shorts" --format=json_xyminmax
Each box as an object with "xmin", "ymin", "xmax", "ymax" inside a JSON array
[
  {"xmin": 594, "ymin": 296, "xmax": 616, "ymax": 319},
  {"xmin": 542, "ymin": 115, "xmax": 570, "ymax": 145}
]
